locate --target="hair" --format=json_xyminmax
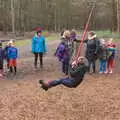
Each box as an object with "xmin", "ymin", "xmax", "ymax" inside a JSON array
[
  {"xmin": 88, "ymin": 31, "xmax": 96, "ymax": 36},
  {"xmin": 63, "ymin": 30, "xmax": 70, "ymax": 38},
  {"xmin": 37, "ymin": 30, "xmax": 42, "ymax": 35},
  {"xmin": 71, "ymin": 29, "xmax": 76, "ymax": 36}
]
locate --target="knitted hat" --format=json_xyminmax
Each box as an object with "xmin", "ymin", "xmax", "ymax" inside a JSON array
[{"xmin": 36, "ymin": 27, "xmax": 42, "ymax": 33}]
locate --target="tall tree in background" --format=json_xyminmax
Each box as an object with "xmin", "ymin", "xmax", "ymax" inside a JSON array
[
  {"xmin": 0, "ymin": 0, "xmax": 120, "ymax": 33},
  {"xmin": 11, "ymin": 0, "xmax": 15, "ymax": 37}
]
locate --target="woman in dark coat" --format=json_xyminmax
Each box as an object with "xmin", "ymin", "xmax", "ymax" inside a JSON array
[{"xmin": 84, "ymin": 31, "xmax": 100, "ymax": 73}]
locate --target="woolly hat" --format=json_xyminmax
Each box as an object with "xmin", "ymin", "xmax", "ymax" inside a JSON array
[
  {"xmin": 36, "ymin": 27, "xmax": 42, "ymax": 33},
  {"xmin": 100, "ymin": 39, "xmax": 105, "ymax": 45}
]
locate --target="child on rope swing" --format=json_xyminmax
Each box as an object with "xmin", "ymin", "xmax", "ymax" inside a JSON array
[{"xmin": 39, "ymin": 56, "xmax": 88, "ymax": 91}]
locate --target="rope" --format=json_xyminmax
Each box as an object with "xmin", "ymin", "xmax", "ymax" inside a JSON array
[{"xmin": 73, "ymin": 2, "xmax": 96, "ymax": 63}]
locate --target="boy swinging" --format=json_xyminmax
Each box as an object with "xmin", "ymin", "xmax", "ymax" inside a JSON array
[{"xmin": 39, "ymin": 56, "xmax": 88, "ymax": 91}]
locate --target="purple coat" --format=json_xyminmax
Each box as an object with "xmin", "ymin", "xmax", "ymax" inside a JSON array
[{"xmin": 55, "ymin": 42, "xmax": 69, "ymax": 62}]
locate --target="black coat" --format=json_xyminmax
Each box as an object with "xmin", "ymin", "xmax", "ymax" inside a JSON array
[{"xmin": 84, "ymin": 38, "xmax": 100, "ymax": 61}]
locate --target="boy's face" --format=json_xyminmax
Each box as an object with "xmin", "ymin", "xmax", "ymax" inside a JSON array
[{"xmin": 78, "ymin": 58, "xmax": 84, "ymax": 64}]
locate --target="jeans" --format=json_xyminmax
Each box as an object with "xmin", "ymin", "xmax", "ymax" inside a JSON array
[
  {"xmin": 49, "ymin": 77, "xmax": 76, "ymax": 88},
  {"xmin": 34, "ymin": 52, "xmax": 43, "ymax": 68},
  {"xmin": 99, "ymin": 60, "xmax": 107, "ymax": 72},
  {"xmin": 62, "ymin": 61, "xmax": 69, "ymax": 75},
  {"xmin": 88, "ymin": 60, "xmax": 96, "ymax": 73}
]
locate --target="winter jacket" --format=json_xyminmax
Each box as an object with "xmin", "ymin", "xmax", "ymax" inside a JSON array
[
  {"xmin": 32, "ymin": 35, "xmax": 47, "ymax": 53},
  {"xmin": 107, "ymin": 47, "xmax": 116, "ymax": 60},
  {"xmin": 84, "ymin": 38, "xmax": 100, "ymax": 61},
  {"xmin": 7, "ymin": 47, "xmax": 18, "ymax": 59},
  {"xmin": 99, "ymin": 46, "xmax": 109, "ymax": 60},
  {"xmin": 4, "ymin": 45, "xmax": 11, "ymax": 59},
  {"xmin": 0, "ymin": 47, "xmax": 4, "ymax": 60},
  {"xmin": 55, "ymin": 41, "xmax": 70, "ymax": 62},
  {"xmin": 69, "ymin": 63, "xmax": 87, "ymax": 87}
]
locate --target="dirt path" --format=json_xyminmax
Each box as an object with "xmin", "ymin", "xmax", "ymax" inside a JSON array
[{"xmin": 0, "ymin": 40, "xmax": 120, "ymax": 120}]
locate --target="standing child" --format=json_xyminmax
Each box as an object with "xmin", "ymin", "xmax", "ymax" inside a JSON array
[
  {"xmin": 4, "ymin": 40, "xmax": 13, "ymax": 72},
  {"xmin": 0, "ymin": 41, "xmax": 4, "ymax": 77},
  {"xmin": 106, "ymin": 38, "xmax": 116, "ymax": 74},
  {"xmin": 55, "ymin": 30, "xmax": 71, "ymax": 75},
  {"xmin": 7, "ymin": 41, "xmax": 18, "ymax": 75},
  {"xmin": 99, "ymin": 39, "xmax": 108, "ymax": 74}
]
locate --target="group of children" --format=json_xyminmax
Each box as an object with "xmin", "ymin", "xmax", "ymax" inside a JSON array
[
  {"xmin": 99, "ymin": 38, "xmax": 116, "ymax": 74},
  {"xmin": 0, "ymin": 40, "xmax": 18, "ymax": 77},
  {"xmin": 39, "ymin": 31, "xmax": 117, "ymax": 91}
]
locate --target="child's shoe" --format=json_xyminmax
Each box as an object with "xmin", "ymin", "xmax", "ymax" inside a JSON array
[
  {"xmin": 39, "ymin": 80, "xmax": 44, "ymax": 84},
  {"xmin": 39, "ymin": 80, "xmax": 49, "ymax": 91},
  {"xmin": 109, "ymin": 70, "xmax": 113, "ymax": 74},
  {"xmin": 99, "ymin": 71, "xmax": 103, "ymax": 74},
  {"xmin": 41, "ymin": 84, "xmax": 49, "ymax": 91}
]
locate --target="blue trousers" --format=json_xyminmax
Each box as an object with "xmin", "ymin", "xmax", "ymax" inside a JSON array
[
  {"xmin": 99, "ymin": 60, "xmax": 107, "ymax": 72},
  {"xmin": 62, "ymin": 61, "xmax": 69, "ymax": 75},
  {"xmin": 49, "ymin": 77, "xmax": 76, "ymax": 88}
]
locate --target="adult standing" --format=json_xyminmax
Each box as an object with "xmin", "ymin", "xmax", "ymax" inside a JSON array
[
  {"xmin": 32, "ymin": 28, "xmax": 47, "ymax": 69},
  {"xmin": 84, "ymin": 31, "xmax": 100, "ymax": 73}
]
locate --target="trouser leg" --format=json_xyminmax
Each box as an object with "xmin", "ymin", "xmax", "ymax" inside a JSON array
[
  {"xmin": 88, "ymin": 60, "xmax": 92, "ymax": 72},
  {"xmin": 34, "ymin": 53, "xmax": 38, "ymax": 68},
  {"xmin": 39, "ymin": 53, "xmax": 43, "ymax": 68},
  {"xmin": 49, "ymin": 77, "xmax": 74, "ymax": 88},
  {"xmin": 10, "ymin": 67, "xmax": 13, "ymax": 73},
  {"xmin": 92, "ymin": 61, "xmax": 96, "ymax": 73},
  {"xmin": 99, "ymin": 60, "xmax": 103, "ymax": 72},
  {"xmin": 103, "ymin": 60, "xmax": 107, "ymax": 72}
]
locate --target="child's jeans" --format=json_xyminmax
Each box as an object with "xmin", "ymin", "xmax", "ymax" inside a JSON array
[
  {"xmin": 99, "ymin": 60, "xmax": 107, "ymax": 72},
  {"xmin": 62, "ymin": 61, "xmax": 69, "ymax": 75},
  {"xmin": 49, "ymin": 77, "xmax": 76, "ymax": 88}
]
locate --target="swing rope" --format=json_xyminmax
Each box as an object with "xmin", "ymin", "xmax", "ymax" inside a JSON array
[{"xmin": 73, "ymin": 3, "xmax": 96, "ymax": 63}]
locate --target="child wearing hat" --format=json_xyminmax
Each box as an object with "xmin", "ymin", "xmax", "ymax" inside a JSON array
[
  {"xmin": 7, "ymin": 41, "xmax": 18, "ymax": 74},
  {"xmin": 99, "ymin": 39, "xmax": 109, "ymax": 74},
  {"xmin": 39, "ymin": 56, "xmax": 88, "ymax": 91},
  {"xmin": 32, "ymin": 28, "xmax": 47, "ymax": 69},
  {"xmin": 0, "ymin": 41, "xmax": 4, "ymax": 77},
  {"xmin": 55, "ymin": 30, "xmax": 71, "ymax": 75},
  {"xmin": 4, "ymin": 40, "xmax": 13, "ymax": 72},
  {"xmin": 106, "ymin": 38, "xmax": 116, "ymax": 74}
]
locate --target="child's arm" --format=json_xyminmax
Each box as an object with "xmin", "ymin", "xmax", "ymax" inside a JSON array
[{"xmin": 43, "ymin": 37, "xmax": 47, "ymax": 53}]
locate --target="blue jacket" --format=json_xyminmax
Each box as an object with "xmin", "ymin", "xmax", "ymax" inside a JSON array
[
  {"xmin": 32, "ymin": 35, "xmax": 47, "ymax": 53},
  {"xmin": 4, "ymin": 45, "xmax": 11, "ymax": 59},
  {"xmin": 7, "ymin": 47, "xmax": 18, "ymax": 59},
  {"xmin": 0, "ymin": 47, "xmax": 4, "ymax": 60}
]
